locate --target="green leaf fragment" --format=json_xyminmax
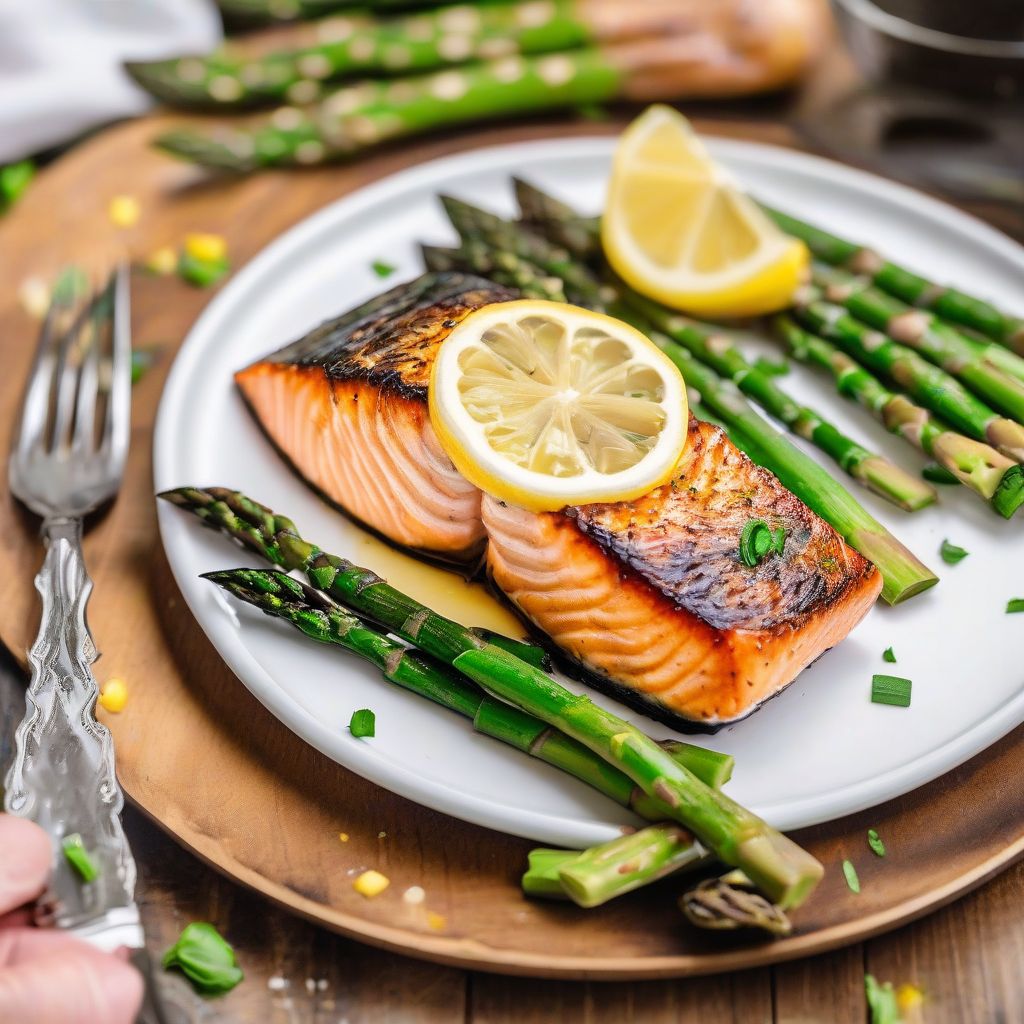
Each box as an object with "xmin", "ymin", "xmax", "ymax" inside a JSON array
[
  {"xmin": 864, "ymin": 975, "xmax": 901, "ymax": 1024},
  {"xmin": 62, "ymin": 833, "xmax": 99, "ymax": 882},
  {"xmin": 842, "ymin": 858, "xmax": 860, "ymax": 894},
  {"xmin": 882, "ymin": 647, "xmax": 896, "ymax": 663},
  {"xmin": 1007, "ymin": 598, "xmax": 1024, "ymax": 614},
  {"xmin": 162, "ymin": 922, "xmax": 243, "ymax": 995},
  {"xmin": 0, "ymin": 160, "xmax": 35, "ymax": 211},
  {"xmin": 939, "ymin": 539, "xmax": 968, "ymax": 564},
  {"xmin": 921, "ymin": 463, "xmax": 959, "ymax": 484},
  {"xmin": 349, "ymin": 708, "xmax": 375, "ymax": 738},
  {"xmin": 371, "ymin": 260, "xmax": 396, "ymax": 278},
  {"xmin": 872, "ymin": 674, "xmax": 912, "ymax": 708},
  {"xmin": 867, "ymin": 828, "xmax": 886, "ymax": 857},
  {"xmin": 178, "ymin": 251, "xmax": 230, "ymax": 288}
]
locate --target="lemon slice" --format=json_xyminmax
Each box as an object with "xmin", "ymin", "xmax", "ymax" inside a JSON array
[
  {"xmin": 429, "ymin": 300, "xmax": 688, "ymax": 512},
  {"xmin": 602, "ymin": 105, "xmax": 808, "ymax": 317}
]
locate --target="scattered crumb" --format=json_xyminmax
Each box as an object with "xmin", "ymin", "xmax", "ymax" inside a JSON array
[
  {"xmin": 426, "ymin": 911, "xmax": 446, "ymax": 931},
  {"xmin": 98, "ymin": 678, "xmax": 128, "ymax": 713},
  {"xmin": 304, "ymin": 978, "xmax": 316, "ymax": 994},
  {"xmin": 377, "ymin": 830, "xmax": 387, "ymax": 839},
  {"xmin": 145, "ymin": 246, "xmax": 177, "ymax": 276},
  {"xmin": 353, "ymin": 869, "xmax": 390, "ymax": 898},
  {"xmin": 108, "ymin": 195, "xmax": 140, "ymax": 228},
  {"xmin": 403, "ymin": 886, "xmax": 426, "ymax": 905},
  {"xmin": 338, "ymin": 832, "xmax": 349, "ymax": 843},
  {"xmin": 18, "ymin": 276, "xmax": 49, "ymax": 319},
  {"xmin": 316, "ymin": 979, "xmax": 328, "ymax": 991},
  {"xmin": 267, "ymin": 976, "xmax": 288, "ymax": 991}
]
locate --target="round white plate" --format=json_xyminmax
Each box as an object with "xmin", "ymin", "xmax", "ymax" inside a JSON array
[{"xmin": 155, "ymin": 137, "xmax": 1024, "ymax": 848}]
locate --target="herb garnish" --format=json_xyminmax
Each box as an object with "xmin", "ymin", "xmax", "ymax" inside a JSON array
[
  {"xmin": 867, "ymin": 829, "xmax": 886, "ymax": 857},
  {"xmin": 939, "ymin": 539, "xmax": 968, "ymax": 564},
  {"xmin": 871, "ymin": 674, "xmax": 912, "ymax": 708},
  {"xmin": 62, "ymin": 834, "xmax": 99, "ymax": 882},
  {"xmin": 1007, "ymin": 599, "xmax": 1024, "ymax": 614},
  {"xmin": 371, "ymin": 260, "xmax": 396, "ymax": 278},
  {"xmin": 864, "ymin": 975, "xmax": 901, "ymax": 1024},
  {"xmin": 842, "ymin": 859, "xmax": 860, "ymax": 894},
  {"xmin": 162, "ymin": 922, "xmax": 243, "ymax": 995},
  {"xmin": 350, "ymin": 708, "xmax": 376, "ymax": 738},
  {"xmin": 882, "ymin": 647, "xmax": 896, "ymax": 663},
  {"xmin": 739, "ymin": 519, "xmax": 785, "ymax": 567}
]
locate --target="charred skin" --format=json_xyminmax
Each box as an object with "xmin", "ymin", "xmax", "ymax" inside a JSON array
[{"xmin": 237, "ymin": 273, "xmax": 882, "ymax": 729}]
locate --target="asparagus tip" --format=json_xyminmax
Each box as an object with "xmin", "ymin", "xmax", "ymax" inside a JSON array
[
  {"xmin": 154, "ymin": 130, "xmax": 255, "ymax": 173},
  {"xmin": 680, "ymin": 874, "xmax": 793, "ymax": 936},
  {"xmin": 992, "ymin": 464, "xmax": 1024, "ymax": 519}
]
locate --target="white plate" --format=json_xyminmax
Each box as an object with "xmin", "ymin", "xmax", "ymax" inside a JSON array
[{"xmin": 155, "ymin": 138, "xmax": 1024, "ymax": 848}]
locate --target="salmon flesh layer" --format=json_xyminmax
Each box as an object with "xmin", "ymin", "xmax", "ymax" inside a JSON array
[{"xmin": 237, "ymin": 273, "xmax": 881, "ymax": 730}]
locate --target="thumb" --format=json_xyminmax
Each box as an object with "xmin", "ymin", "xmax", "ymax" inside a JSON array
[{"xmin": 0, "ymin": 932, "xmax": 143, "ymax": 1024}]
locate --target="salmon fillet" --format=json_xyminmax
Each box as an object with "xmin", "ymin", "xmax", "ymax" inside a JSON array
[
  {"xmin": 236, "ymin": 272, "xmax": 514, "ymax": 564},
  {"xmin": 238, "ymin": 273, "xmax": 882, "ymax": 729}
]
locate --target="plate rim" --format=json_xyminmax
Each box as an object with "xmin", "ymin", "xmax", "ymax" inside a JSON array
[{"xmin": 154, "ymin": 134, "xmax": 1024, "ymax": 845}]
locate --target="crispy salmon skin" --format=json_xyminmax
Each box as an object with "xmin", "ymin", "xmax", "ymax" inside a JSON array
[
  {"xmin": 238, "ymin": 273, "xmax": 881, "ymax": 729},
  {"xmin": 236, "ymin": 272, "xmax": 513, "ymax": 563}
]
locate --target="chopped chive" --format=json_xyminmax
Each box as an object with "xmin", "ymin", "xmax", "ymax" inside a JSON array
[
  {"xmin": 872, "ymin": 674, "xmax": 912, "ymax": 708},
  {"xmin": 1007, "ymin": 598, "xmax": 1024, "ymax": 614},
  {"xmin": 371, "ymin": 260, "xmax": 396, "ymax": 278},
  {"xmin": 882, "ymin": 647, "xmax": 896, "ymax": 663},
  {"xmin": 864, "ymin": 975, "xmax": 900, "ymax": 1024},
  {"xmin": 867, "ymin": 829, "xmax": 886, "ymax": 857},
  {"xmin": 842, "ymin": 859, "xmax": 860, "ymax": 894},
  {"xmin": 739, "ymin": 519, "xmax": 783, "ymax": 567},
  {"xmin": 0, "ymin": 159, "xmax": 35, "ymax": 212},
  {"xmin": 922, "ymin": 463, "xmax": 959, "ymax": 484},
  {"xmin": 349, "ymin": 708, "xmax": 375, "ymax": 738},
  {"xmin": 939, "ymin": 539, "xmax": 968, "ymax": 564},
  {"xmin": 753, "ymin": 356, "xmax": 790, "ymax": 377},
  {"xmin": 62, "ymin": 834, "xmax": 99, "ymax": 882}
]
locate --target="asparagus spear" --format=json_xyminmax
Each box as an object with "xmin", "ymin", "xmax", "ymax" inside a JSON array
[
  {"xmin": 763, "ymin": 205, "xmax": 1024, "ymax": 356},
  {"xmin": 214, "ymin": 0, "xmax": 438, "ymax": 28},
  {"xmin": 627, "ymin": 293, "xmax": 937, "ymax": 512},
  {"xmin": 793, "ymin": 295, "xmax": 1024, "ymax": 465},
  {"xmin": 775, "ymin": 316, "xmax": 1024, "ymax": 518},
  {"xmin": 680, "ymin": 870, "xmax": 792, "ymax": 935},
  {"xmin": 513, "ymin": 176, "xmax": 602, "ymax": 264},
  {"xmin": 204, "ymin": 567, "xmax": 730, "ymax": 813},
  {"xmin": 438, "ymin": 196, "xmax": 938, "ymax": 603},
  {"xmin": 812, "ymin": 264, "xmax": 1024, "ymax": 424},
  {"xmin": 161, "ymin": 487, "xmax": 822, "ymax": 907},
  {"xmin": 420, "ymin": 241, "xmax": 568, "ymax": 300},
  {"xmin": 129, "ymin": 1, "xmax": 598, "ymax": 110}
]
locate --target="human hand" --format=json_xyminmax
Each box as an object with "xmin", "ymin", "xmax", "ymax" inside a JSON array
[{"xmin": 0, "ymin": 814, "xmax": 143, "ymax": 1023}]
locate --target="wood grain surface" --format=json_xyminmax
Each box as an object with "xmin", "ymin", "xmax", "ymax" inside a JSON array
[{"xmin": 0, "ymin": 111, "xmax": 1022, "ymax": 1002}]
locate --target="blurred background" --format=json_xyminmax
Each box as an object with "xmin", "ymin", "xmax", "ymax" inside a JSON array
[{"xmin": 1, "ymin": 0, "xmax": 1021, "ymax": 232}]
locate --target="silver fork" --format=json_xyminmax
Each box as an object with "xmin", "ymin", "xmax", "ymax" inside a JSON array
[{"xmin": 4, "ymin": 266, "xmax": 174, "ymax": 1024}]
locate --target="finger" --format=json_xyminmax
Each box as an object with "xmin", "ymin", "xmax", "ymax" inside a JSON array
[
  {"xmin": 0, "ymin": 909, "xmax": 33, "ymax": 931},
  {"xmin": 0, "ymin": 935, "xmax": 143, "ymax": 1024},
  {"xmin": 0, "ymin": 817, "xmax": 52, "ymax": 915}
]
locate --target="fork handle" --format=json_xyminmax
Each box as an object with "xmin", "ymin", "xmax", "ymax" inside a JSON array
[{"xmin": 3, "ymin": 517, "xmax": 136, "ymax": 917}]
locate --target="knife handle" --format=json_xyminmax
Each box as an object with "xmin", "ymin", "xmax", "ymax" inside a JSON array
[{"xmin": 3, "ymin": 517, "xmax": 135, "ymax": 919}]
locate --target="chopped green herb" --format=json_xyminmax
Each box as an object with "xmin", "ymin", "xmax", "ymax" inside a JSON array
[
  {"xmin": 371, "ymin": 260, "xmax": 396, "ymax": 278},
  {"xmin": 163, "ymin": 922, "xmax": 243, "ymax": 995},
  {"xmin": 753, "ymin": 356, "xmax": 790, "ymax": 377},
  {"xmin": 939, "ymin": 539, "xmax": 968, "ymax": 564},
  {"xmin": 864, "ymin": 975, "xmax": 901, "ymax": 1024},
  {"xmin": 739, "ymin": 519, "xmax": 783, "ymax": 567},
  {"xmin": 922, "ymin": 463, "xmax": 958, "ymax": 484},
  {"xmin": 349, "ymin": 708, "xmax": 376, "ymax": 738},
  {"xmin": 882, "ymin": 647, "xmax": 896, "ymax": 664},
  {"xmin": 131, "ymin": 349, "xmax": 157, "ymax": 384},
  {"xmin": 867, "ymin": 829, "xmax": 886, "ymax": 857},
  {"xmin": 178, "ymin": 251, "xmax": 230, "ymax": 288},
  {"xmin": 1007, "ymin": 598, "xmax": 1024, "ymax": 614},
  {"xmin": 842, "ymin": 859, "xmax": 860, "ymax": 894},
  {"xmin": 872, "ymin": 674, "xmax": 912, "ymax": 708},
  {"xmin": 62, "ymin": 834, "xmax": 98, "ymax": 882},
  {"xmin": 0, "ymin": 159, "xmax": 35, "ymax": 212}
]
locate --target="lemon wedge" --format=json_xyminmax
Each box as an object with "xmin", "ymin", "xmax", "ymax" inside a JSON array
[
  {"xmin": 602, "ymin": 105, "xmax": 808, "ymax": 317},
  {"xmin": 429, "ymin": 300, "xmax": 688, "ymax": 512}
]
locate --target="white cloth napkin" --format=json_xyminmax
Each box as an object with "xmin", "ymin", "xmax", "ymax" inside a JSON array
[{"xmin": 0, "ymin": 0, "xmax": 222, "ymax": 163}]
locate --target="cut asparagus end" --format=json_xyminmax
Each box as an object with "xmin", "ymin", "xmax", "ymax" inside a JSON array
[
  {"xmin": 848, "ymin": 528, "xmax": 940, "ymax": 605},
  {"xmin": 680, "ymin": 873, "xmax": 792, "ymax": 935},
  {"xmin": 992, "ymin": 465, "xmax": 1024, "ymax": 519},
  {"xmin": 986, "ymin": 418, "xmax": 1024, "ymax": 465},
  {"xmin": 851, "ymin": 454, "xmax": 936, "ymax": 512},
  {"xmin": 521, "ymin": 849, "xmax": 577, "ymax": 900},
  {"xmin": 732, "ymin": 831, "xmax": 824, "ymax": 911},
  {"xmin": 660, "ymin": 740, "xmax": 734, "ymax": 790}
]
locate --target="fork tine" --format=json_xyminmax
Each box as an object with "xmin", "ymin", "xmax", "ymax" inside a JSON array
[
  {"xmin": 71, "ymin": 301, "xmax": 104, "ymax": 454},
  {"xmin": 49, "ymin": 297, "xmax": 95, "ymax": 453},
  {"xmin": 98, "ymin": 264, "xmax": 131, "ymax": 469},
  {"xmin": 10, "ymin": 277, "xmax": 79, "ymax": 460}
]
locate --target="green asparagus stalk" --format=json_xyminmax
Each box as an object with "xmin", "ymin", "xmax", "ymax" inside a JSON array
[
  {"xmin": 161, "ymin": 487, "xmax": 822, "ymax": 908},
  {"xmin": 420, "ymin": 241, "xmax": 568, "ymax": 301},
  {"xmin": 214, "ymin": 0, "xmax": 439, "ymax": 29},
  {"xmin": 522, "ymin": 848, "xmax": 578, "ymax": 899},
  {"xmin": 628, "ymin": 292, "xmax": 937, "ymax": 512},
  {"xmin": 775, "ymin": 315, "xmax": 1024, "ymax": 518},
  {"xmin": 438, "ymin": 194, "xmax": 938, "ymax": 603},
  {"xmin": 513, "ymin": 176, "xmax": 602, "ymax": 264},
  {"xmin": 129, "ymin": 1, "xmax": 599, "ymax": 110},
  {"xmin": 763, "ymin": 205, "xmax": 1024, "ymax": 356},
  {"xmin": 793, "ymin": 294, "xmax": 1024, "ymax": 465},
  {"xmin": 812, "ymin": 264, "xmax": 1024, "ymax": 424},
  {"xmin": 204, "ymin": 567, "xmax": 731, "ymax": 816}
]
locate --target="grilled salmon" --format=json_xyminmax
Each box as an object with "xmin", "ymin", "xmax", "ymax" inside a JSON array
[{"xmin": 238, "ymin": 273, "xmax": 881, "ymax": 729}]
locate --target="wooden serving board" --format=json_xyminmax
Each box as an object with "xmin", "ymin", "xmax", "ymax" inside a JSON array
[{"xmin": 1, "ymin": 115, "xmax": 1021, "ymax": 979}]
